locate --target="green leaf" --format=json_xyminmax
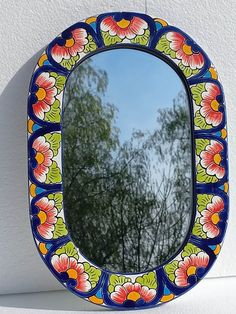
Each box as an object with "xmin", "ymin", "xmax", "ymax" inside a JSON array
[
  {"xmin": 192, "ymin": 221, "xmax": 207, "ymax": 238},
  {"xmin": 178, "ymin": 62, "xmax": 200, "ymax": 78},
  {"xmin": 55, "ymin": 241, "xmax": 79, "ymax": 259},
  {"xmin": 131, "ymin": 29, "xmax": 150, "ymax": 46},
  {"xmin": 55, "ymin": 75, "xmax": 66, "ymax": 92},
  {"xmin": 191, "ymin": 83, "xmax": 206, "ymax": 105},
  {"xmin": 164, "ymin": 260, "xmax": 179, "ymax": 282},
  {"xmin": 83, "ymin": 263, "xmax": 101, "ymax": 288},
  {"xmin": 49, "ymin": 72, "xmax": 58, "ymax": 79},
  {"xmin": 49, "ymin": 71, "xmax": 66, "ymax": 91},
  {"xmin": 156, "ymin": 35, "xmax": 176, "ymax": 58},
  {"xmin": 197, "ymin": 163, "xmax": 218, "ymax": 183},
  {"xmin": 102, "ymin": 31, "xmax": 122, "ymax": 46},
  {"xmin": 46, "ymin": 161, "xmax": 62, "ymax": 184},
  {"xmin": 108, "ymin": 274, "xmax": 131, "ymax": 293},
  {"xmin": 136, "ymin": 272, "xmax": 157, "ymax": 289},
  {"xmin": 197, "ymin": 194, "xmax": 213, "ymax": 212},
  {"xmin": 194, "ymin": 111, "xmax": 211, "ymax": 130},
  {"xmin": 53, "ymin": 217, "xmax": 68, "ymax": 239},
  {"xmin": 182, "ymin": 243, "xmax": 202, "ymax": 258},
  {"xmin": 195, "ymin": 138, "xmax": 210, "ymax": 156},
  {"xmin": 84, "ymin": 35, "xmax": 97, "ymax": 53},
  {"xmin": 60, "ymin": 55, "xmax": 79, "ymax": 70},
  {"xmin": 45, "ymin": 99, "xmax": 61, "ymax": 123},
  {"xmin": 48, "ymin": 192, "xmax": 63, "ymax": 211},
  {"xmin": 45, "ymin": 133, "xmax": 61, "ymax": 156}
]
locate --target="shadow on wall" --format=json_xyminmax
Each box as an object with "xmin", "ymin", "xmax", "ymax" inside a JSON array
[
  {"xmin": 0, "ymin": 50, "xmax": 63, "ymax": 294},
  {"xmin": 0, "ymin": 290, "xmax": 101, "ymax": 312}
]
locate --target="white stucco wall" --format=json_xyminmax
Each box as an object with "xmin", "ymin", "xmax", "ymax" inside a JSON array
[{"xmin": 0, "ymin": 0, "xmax": 235, "ymax": 295}]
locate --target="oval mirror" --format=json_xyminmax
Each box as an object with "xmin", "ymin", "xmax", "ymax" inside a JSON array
[
  {"xmin": 28, "ymin": 12, "xmax": 228, "ymax": 310},
  {"xmin": 63, "ymin": 48, "xmax": 192, "ymax": 273}
]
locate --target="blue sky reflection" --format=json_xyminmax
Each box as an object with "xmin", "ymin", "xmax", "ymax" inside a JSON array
[{"xmin": 91, "ymin": 48, "xmax": 185, "ymax": 143}]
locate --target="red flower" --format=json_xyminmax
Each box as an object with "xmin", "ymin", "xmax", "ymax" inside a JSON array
[
  {"xmin": 101, "ymin": 16, "xmax": 148, "ymax": 39},
  {"xmin": 51, "ymin": 254, "xmax": 91, "ymax": 292},
  {"xmin": 33, "ymin": 73, "xmax": 57, "ymax": 119},
  {"xmin": 200, "ymin": 83, "xmax": 222, "ymax": 126},
  {"xmin": 35, "ymin": 197, "xmax": 57, "ymax": 239},
  {"xmin": 175, "ymin": 252, "xmax": 209, "ymax": 287},
  {"xmin": 51, "ymin": 28, "xmax": 88, "ymax": 63},
  {"xmin": 32, "ymin": 136, "xmax": 53, "ymax": 182},
  {"xmin": 200, "ymin": 140, "xmax": 225, "ymax": 179},
  {"xmin": 110, "ymin": 282, "xmax": 156, "ymax": 304},
  {"xmin": 166, "ymin": 32, "xmax": 204, "ymax": 69},
  {"xmin": 200, "ymin": 196, "xmax": 224, "ymax": 238}
]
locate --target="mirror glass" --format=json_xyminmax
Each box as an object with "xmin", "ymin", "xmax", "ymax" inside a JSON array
[{"xmin": 63, "ymin": 48, "xmax": 192, "ymax": 273}]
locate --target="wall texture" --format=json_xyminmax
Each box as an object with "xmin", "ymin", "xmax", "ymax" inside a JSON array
[{"xmin": 0, "ymin": 0, "xmax": 235, "ymax": 295}]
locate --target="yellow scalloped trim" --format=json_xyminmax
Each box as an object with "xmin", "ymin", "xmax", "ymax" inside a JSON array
[
  {"xmin": 39, "ymin": 242, "xmax": 48, "ymax": 255},
  {"xmin": 154, "ymin": 18, "xmax": 168, "ymax": 26},
  {"xmin": 30, "ymin": 183, "xmax": 37, "ymax": 197},
  {"xmin": 85, "ymin": 16, "xmax": 97, "ymax": 24},
  {"xmin": 161, "ymin": 294, "xmax": 175, "ymax": 302},
  {"xmin": 38, "ymin": 54, "xmax": 48, "ymax": 67},
  {"xmin": 209, "ymin": 67, "xmax": 218, "ymax": 79},
  {"xmin": 89, "ymin": 295, "xmax": 104, "ymax": 305}
]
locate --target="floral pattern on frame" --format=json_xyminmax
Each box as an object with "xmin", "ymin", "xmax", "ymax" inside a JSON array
[{"xmin": 28, "ymin": 12, "xmax": 228, "ymax": 310}]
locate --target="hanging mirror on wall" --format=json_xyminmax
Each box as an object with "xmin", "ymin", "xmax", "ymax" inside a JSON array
[{"xmin": 28, "ymin": 12, "xmax": 228, "ymax": 310}]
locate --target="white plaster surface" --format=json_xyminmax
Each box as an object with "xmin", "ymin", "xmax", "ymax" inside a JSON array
[
  {"xmin": 0, "ymin": 277, "xmax": 235, "ymax": 313},
  {"xmin": 0, "ymin": 0, "xmax": 235, "ymax": 298}
]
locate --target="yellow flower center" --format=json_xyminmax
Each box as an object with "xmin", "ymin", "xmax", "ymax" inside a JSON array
[
  {"xmin": 210, "ymin": 100, "xmax": 220, "ymax": 111},
  {"xmin": 67, "ymin": 268, "xmax": 78, "ymax": 279},
  {"xmin": 213, "ymin": 153, "xmax": 222, "ymax": 165},
  {"xmin": 36, "ymin": 87, "xmax": 47, "ymax": 101},
  {"xmin": 211, "ymin": 213, "xmax": 220, "ymax": 225},
  {"xmin": 65, "ymin": 38, "xmax": 75, "ymax": 48},
  {"xmin": 127, "ymin": 291, "xmax": 141, "ymax": 302},
  {"xmin": 187, "ymin": 266, "xmax": 197, "ymax": 276},
  {"xmin": 38, "ymin": 210, "xmax": 47, "ymax": 224},
  {"xmin": 117, "ymin": 18, "xmax": 131, "ymax": 28},
  {"xmin": 35, "ymin": 152, "xmax": 45, "ymax": 165},
  {"xmin": 182, "ymin": 44, "xmax": 193, "ymax": 56}
]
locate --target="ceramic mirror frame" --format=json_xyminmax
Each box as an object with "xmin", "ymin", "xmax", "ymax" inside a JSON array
[{"xmin": 28, "ymin": 12, "xmax": 229, "ymax": 310}]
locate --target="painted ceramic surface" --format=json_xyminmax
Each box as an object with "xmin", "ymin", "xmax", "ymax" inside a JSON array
[{"xmin": 28, "ymin": 12, "xmax": 228, "ymax": 309}]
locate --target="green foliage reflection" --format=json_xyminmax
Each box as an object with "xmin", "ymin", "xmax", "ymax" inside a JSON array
[{"xmin": 63, "ymin": 57, "xmax": 192, "ymax": 273}]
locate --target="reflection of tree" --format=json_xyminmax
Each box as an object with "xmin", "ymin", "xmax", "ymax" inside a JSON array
[{"xmin": 63, "ymin": 58, "xmax": 191, "ymax": 273}]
